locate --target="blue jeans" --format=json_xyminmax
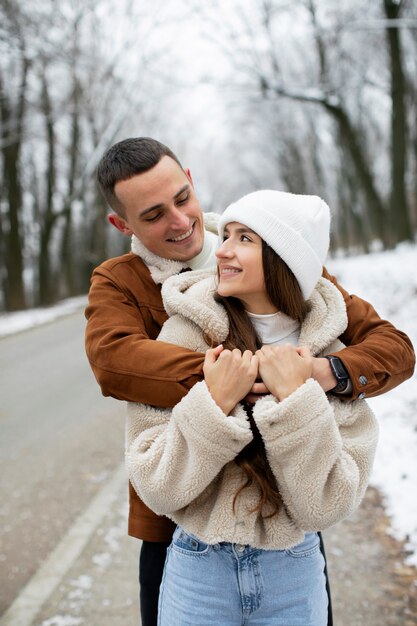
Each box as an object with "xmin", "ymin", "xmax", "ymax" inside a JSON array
[{"xmin": 158, "ymin": 526, "xmax": 328, "ymax": 625}]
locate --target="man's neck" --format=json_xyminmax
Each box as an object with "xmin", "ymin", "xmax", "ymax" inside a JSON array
[{"xmin": 187, "ymin": 230, "xmax": 218, "ymax": 271}]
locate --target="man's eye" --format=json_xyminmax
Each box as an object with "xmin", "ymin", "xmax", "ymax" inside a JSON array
[
  {"xmin": 177, "ymin": 194, "xmax": 189, "ymax": 205},
  {"xmin": 145, "ymin": 213, "xmax": 161, "ymax": 222}
]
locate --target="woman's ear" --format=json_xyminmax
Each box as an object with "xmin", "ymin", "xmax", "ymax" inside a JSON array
[{"xmin": 107, "ymin": 213, "xmax": 133, "ymax": 236}]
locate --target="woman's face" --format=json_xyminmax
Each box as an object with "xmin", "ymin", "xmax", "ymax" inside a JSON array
[{"xmin": 216, "ymin": 222, "xmax": 277, "ymax": 314}]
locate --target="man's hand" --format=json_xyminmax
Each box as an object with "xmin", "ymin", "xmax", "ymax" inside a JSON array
[
  {"xmin": 243, "ymin": 349, "xmax": 338, "ymax": 403},
  {"xmin": 203, "ymin": 346, "xmax": 259, "ymax": 415},
  {"xmin": 256, "ymin": 344, "xmax": 313, "ymax": 401},
  {"xmin": 311, "ymin": 356, "xmax": 337, "ymax": 392}
]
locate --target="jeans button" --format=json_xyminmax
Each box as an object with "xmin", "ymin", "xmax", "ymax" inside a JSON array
[{"xmin": 236, "ymin": 544, "xmax": 245, "ymax": 553}]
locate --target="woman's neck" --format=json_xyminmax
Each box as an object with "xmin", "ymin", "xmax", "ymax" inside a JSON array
[{"xmin": 240, "ymin": 296, "xmax": 278, "ymax": 315}]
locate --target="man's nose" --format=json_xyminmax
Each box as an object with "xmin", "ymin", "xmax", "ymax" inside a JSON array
[{"xmin": 169, "ymin": 207, "xmax": 190, "ymax": 230}]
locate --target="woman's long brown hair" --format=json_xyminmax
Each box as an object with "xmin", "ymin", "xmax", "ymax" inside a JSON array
[{"xmin": 210, "ymin": 241, "xmax": 309, "ymax": 518}]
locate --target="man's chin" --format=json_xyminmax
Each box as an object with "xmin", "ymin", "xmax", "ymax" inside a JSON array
[
  {"xmin": 158, "ymin": 248, "xmax": 198, "ymax": 263},
  {"xmin": 172, "ymin": 241, "xmax": 204, "ymax": 262}
]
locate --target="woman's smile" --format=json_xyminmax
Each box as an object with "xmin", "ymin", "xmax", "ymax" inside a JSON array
[{"xmin": 219, "ymin": 264, "xmax": 242, "ymax": 279}]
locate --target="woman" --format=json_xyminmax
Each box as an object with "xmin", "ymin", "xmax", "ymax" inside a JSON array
[{"xmin": 126, "ymin": 190, "xmax": 378, "ymax": 625}]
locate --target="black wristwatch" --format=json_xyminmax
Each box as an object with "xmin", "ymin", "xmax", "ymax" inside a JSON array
[{"xmin": 325, "ymin": 356, "xmax": 349, "ymax": 393}]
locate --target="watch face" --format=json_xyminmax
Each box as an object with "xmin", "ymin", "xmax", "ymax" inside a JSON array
[
  {"xmin": 328, "ymin": 356, "xmax": 348, "ymax": 382},
  {"xmin": 334, "ymin": 360, "xmax": 348, "ymax": 380}
]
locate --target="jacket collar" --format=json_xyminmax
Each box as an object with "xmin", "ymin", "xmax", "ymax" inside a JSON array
[
  {"xmin": 161, "ymin": 271, "xmax": 348, "ymax": 354},
  {"xmin": 299, "ymin": 278, "xmax": 347, "ymax": 354},
  {"xmin": 131, "ymin": 236, "xmax": 187, "ymax": 284},
  {"xmin": 162, "ymin": 270, "xmax": 229, "ymax": 342},
  {"xmin": 130, "ymin": 212, "xmax": 219, "ymax": 285}
]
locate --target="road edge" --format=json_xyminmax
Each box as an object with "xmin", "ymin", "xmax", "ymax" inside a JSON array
[{"xmin": 0, "ymin": 463, "xmax": 126, "ymax": 626}]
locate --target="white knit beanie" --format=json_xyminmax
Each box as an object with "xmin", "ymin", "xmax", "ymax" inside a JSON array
[{"xmin": 218, "ymin": 190, "xmax": 330, "ymax": 300}]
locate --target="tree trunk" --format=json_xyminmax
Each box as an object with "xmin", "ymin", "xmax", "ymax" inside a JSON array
[
  {"xmin": 0, "ymin": 60, "xmax": 29, "ymax": 311},
  {"xmin": 38, "ymin": 72, "xmax": 58, "ymax": 306},
  {"xmin": 384, "ymin": 0, "xmax": 413, "ymax": 244},
  {"xmin": 60, "ymin": 62, "xmax": 82, "ymax": 298},
  {"xmin": 325, "ymin": 102, "xmax": 388, "ymax": 246},
  {"xmin": 82, "ymin": 193, "xmax": 109, "ymax": 291}
]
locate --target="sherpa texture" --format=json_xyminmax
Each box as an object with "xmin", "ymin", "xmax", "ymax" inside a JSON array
[{"xmin": 125, "ymin": 272, "xmax": 378, "ymax": 551}]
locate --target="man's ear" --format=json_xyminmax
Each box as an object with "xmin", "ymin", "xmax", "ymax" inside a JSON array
[
  {"xmin": 185, "ymin": 168, "xmax": 194, "ymax": 187},
  {"xmin": 107, "ymin": 213, "xmax": 133, "ymax": 236}
]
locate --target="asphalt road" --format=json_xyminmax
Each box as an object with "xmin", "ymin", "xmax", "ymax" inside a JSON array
[{"xmin": 0, "ymin": 310, "xmax": 125, "ymax": 615}]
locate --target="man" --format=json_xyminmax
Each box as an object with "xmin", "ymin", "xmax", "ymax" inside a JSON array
[{"xmin": 85, "ymin": 137, "xmax": 415, "ymax": 626}]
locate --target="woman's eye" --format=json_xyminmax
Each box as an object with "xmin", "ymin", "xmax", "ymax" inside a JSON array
[{"xmin": 241, "ymin": 235, "xmax": 251, "ymax": 242}]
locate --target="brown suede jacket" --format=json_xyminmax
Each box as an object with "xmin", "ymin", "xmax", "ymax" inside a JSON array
[{"xmin": 85, "ymin": 251, "xmax": 415, "ymax": 542}]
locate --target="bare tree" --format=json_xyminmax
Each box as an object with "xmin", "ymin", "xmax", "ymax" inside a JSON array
[
  {"xmin": 194, "ymin": 0, "xmax": 417, "ymax": 249},
  {"xmin": 0, "ymin": 0, "xmax": 176, "ymax": 311},
  {"xmin": 37, "ymin": 69, "xmax": 59, "ymax": 305},
  {"xmin": 0, "ymin": 0, "xmax": 29, "ymax": 310}
]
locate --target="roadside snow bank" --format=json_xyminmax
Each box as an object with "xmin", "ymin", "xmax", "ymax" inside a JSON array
[
  {"xmin": 328, "ymin": 243, "xmax": 417, "ymax": 566},
  {"xmin": 0, "ymin": 296, "xmax": 87, "ymax": 337}
]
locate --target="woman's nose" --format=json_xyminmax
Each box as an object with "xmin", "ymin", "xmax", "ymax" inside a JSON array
[{"xmin": 216, "ymin": 240, "xmax": 233, "ymax": 258}]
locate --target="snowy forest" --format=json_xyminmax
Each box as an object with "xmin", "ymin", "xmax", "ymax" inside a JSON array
[{"xmin": 1, "ymin": 0, "xmax": 416, "ymax": 313}]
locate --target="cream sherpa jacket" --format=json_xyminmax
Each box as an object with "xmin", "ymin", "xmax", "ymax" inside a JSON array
[{"xmin": 126, "ymin": 269, "xmax": 378, "ymax": 550}]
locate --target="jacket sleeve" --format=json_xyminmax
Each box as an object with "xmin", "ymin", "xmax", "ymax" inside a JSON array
[
  {"xmin": 253, "ymin": 379, "xmax": 378, "ymax": 531},
  {"xmin": 125, "ymin": 381, "xmax": 253, "ymax": 515},
  {"xmin": 323, "ymin": 267, "xmax": 415, "ymax": 400},
  {"xmin": 85, "ymin": 263, "xmax": 205, "ymax": 406}
]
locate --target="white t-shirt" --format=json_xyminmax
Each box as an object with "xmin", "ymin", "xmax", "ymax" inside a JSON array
[{"xmin": 247, "ymin": 310, "xmax": 300, "ymax": 346}]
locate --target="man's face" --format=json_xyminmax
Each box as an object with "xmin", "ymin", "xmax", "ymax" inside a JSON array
[{"xmin": 110, "ymin": 156, "xmax": 204, "ymax": 261}]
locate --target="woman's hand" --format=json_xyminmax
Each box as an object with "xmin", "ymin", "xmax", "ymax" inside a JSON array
[
  {"xmin": 256, "ymin": 345, "xmax": 313, "ymax": 401},
  {"xmin": 203, "ymin": 346, "xmax": 259, "ymax": 415}
]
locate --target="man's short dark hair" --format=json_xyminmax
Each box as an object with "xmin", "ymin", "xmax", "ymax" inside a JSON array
[{"xmin": 96, "ymin": 137, "xmax": 183, "ymax": 216}]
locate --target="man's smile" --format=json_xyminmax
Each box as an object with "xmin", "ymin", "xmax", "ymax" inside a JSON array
[{"xmin": 167, "ymin": 223, "xmax": 195, "ymax": 243}]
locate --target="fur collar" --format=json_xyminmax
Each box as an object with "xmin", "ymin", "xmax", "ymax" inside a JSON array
[
  {"xmin": 161, "ymin": 271, "xmax": 347, "ymax": 355},
  {"xmin": 299, "ymin": 278, "xmax": 347, "ymax": 354},
  {"xmin": 130, "ymin": 212, "xmax": 219, "ymax": 284},
  {"xmin": 162, "ymin": 269, "xmax": 229, "ymax": 342}
]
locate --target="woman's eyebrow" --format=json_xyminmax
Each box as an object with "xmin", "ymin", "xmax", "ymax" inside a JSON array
[{"xmin": 224, "ymin": 226, "xmax": 256, "ymax": 235}]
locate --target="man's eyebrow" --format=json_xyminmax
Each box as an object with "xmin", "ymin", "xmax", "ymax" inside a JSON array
[
  {"xmin": 138, "ymin": 184, "xmax": 190, "ymax": 218},
  {"xmin": 174, "ymin": 184, "xmax": 190, "ymax": 200}
]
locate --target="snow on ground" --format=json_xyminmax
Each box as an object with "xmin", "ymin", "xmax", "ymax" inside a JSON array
[
  {"xmin": 0, "ymin": 296, "xmax": 87, "ymax": 337},
  {"xmin": 1, "ymin": 244, "xmax": 416, "ymax": 564},
  {"xmin": 327, "ymin": 243, "xmax": 417, "ymax": 566}
]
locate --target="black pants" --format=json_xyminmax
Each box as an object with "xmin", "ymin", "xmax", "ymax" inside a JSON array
[
  {"xmin": 139, "ymin": 535, "xmax": 333, "ymax": 626},
  {"xmin": 139, "ymin": 540, "xmax": 171, "ymax": 626},
  {"xmin": 319, "ymin": 532, "xmax": 333, "ymax": 626}
]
